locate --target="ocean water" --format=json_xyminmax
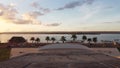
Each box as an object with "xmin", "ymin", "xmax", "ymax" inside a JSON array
[{"xmin": 0, "ymin": 34, "xmax": 120, "ymax": 43}]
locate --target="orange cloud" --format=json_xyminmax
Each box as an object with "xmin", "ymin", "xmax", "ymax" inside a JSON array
[
  {"xmin": 0, "ymin": 3, "xmax": 42, "ymax": 25},
  {"xmin": 44, "ymin": 23, "xmax": 61, "ymax": 27}
]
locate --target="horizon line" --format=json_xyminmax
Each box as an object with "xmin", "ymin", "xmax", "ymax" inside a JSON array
[{"xmin": 0, "ymin": 31, "xmax": 120, "ymax": 34}]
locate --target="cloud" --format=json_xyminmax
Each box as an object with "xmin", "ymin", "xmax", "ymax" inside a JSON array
[
  {"xmin": 78, "ymin": 2, "xmax": 112, "ymax": 22},
  {"xmin": 31, "ymin": 2, "xmax": 39, "ymax": 8},
  {"xmin": 39, "ymin": 8, "xmax": 51, "ymax": 13},
  {"xmin": 57, "ymin": 1, "xmax": 83, "ymax": 10},
  {"xmin": 85, "ymin": 0, "xmax": 95, "ymax": 5},
  {"xmin": 10, "ymin": 11, "xmax": 42, "ymax": 24},
  {"xmin": 30, "ymin": 2, "xmax": 51, "ymax": 13},
  {"xmin": 13, "ymin": 19, "xmax": 32, "ymax": 24},
  {"xmin": 0, "ymin": 3, "xmax": 42, "ymax": 25},
  {"xmin": 0, "ymin": 3, "xmax": 59, "ymax": 26},
  {"xmin": 56, "ymin": 0, "xmax": 95, "ymax": 10},
  {"xmin": 44, "ymin": 23, "xmax": 61, "ymax": 27},
  {"xmin": 75, "ymin": 3, "xmax": 100, "ymax": 22},
  {"xmin": 80, "ymin": 5, "xmax": 100, "ymax": 22},
  {"xmin": 23, "ymin": 11, "xmax": 44, "ymax": 19},
  {"xmin": 0, "ymin": 10, "xmax": 3, "ymax": 16},
  {"xmin": 104, "ymin": 21, "xmax": 120, "ymax": 23},
  {"xmin": 0, "ymin": 3, "xmax": 18, "ymax": 22},
  {"xmin": 9, "ymin": 3, "xmax": 16, "ymax": 7}
]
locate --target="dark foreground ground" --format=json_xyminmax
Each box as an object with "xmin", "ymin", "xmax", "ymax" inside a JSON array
[{"xmin": 0, "ymin": 48, "xmax": 120, "ymax": 68}]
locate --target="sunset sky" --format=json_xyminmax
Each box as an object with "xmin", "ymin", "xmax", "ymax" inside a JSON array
[{"xmin": 0, "ymin": 0, "xmax": 120, "ymax": 32}]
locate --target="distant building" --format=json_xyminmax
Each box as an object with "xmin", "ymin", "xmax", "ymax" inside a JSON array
[{"xmin": 8, "ymin": 36, "xmax": 27, "ymax": 44}]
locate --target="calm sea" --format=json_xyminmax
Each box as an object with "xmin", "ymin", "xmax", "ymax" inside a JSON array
[{"xmin": 0, "ymin": 34, "xmax": 120, "ymax": 43}]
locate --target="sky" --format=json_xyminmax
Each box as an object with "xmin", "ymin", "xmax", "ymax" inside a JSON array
[{"xmin": 0, "ymin": 0, "xmax": 120, "ymax": 32}]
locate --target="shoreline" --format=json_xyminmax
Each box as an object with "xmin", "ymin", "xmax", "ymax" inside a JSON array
[{"xmin": 0, "ymin": 42, "xmax": 120, "ymax": 48}]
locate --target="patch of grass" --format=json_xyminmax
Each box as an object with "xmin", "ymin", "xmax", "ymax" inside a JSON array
[{"xmin": 0, "ymin": 48, "xmax": 11, "ymax": 62}]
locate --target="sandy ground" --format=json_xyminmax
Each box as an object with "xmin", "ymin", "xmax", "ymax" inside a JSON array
[
  {"xmin": 10, "ymin": 43, "xmax": 120, "ymax": 58},
  {"xmin": 10, "ymin": 48, "xmax": 39, "ymax": 58},
  {"xmin": 91, "ymin": 48, "xmax": 120, "ymax": 58},
  {"xmin": 11, "ymin": 43, "xmax": 89, "ymax": 58}
]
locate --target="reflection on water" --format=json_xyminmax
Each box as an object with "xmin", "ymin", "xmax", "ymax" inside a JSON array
[{"xmin": 0, "ymin": 34, "xmax": 120, "ymax": 43}]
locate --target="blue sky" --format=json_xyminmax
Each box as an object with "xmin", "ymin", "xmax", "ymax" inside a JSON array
[{"xmin": 0, "ymin": 0, "xmax": 120, "ymax": 32}]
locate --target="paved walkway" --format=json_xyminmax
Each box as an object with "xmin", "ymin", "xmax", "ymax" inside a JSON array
[{"xmin": 0, "ymin": 43, "xmax": 120, "ymax": 68}]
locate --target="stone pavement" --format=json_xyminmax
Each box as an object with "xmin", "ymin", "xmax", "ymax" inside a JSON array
[{"xmin": 0, "ymin": 44, "xmax": 120, "ymax": 68}]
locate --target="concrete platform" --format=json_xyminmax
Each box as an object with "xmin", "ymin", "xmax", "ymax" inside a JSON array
[
  {"xmin": 0, "ymin": 43, "xmax": 120, "ymax": 68},
  {"xmin": 39, "ymin": 43, "xmax": 89, "ymax": 50}
]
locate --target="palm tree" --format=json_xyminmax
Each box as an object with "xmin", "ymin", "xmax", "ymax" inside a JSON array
[
  {"xmin": 51, "ymin": 37, "xmax": 56, "ymax": 43},
  {"xmin": 45, "ymin": 36, "xmax": 50, "ymax": 43},
  {"xmin": 71, "ymin": 34, "xmax": 77, "ymax": 41},
  {"xmin": 87, "ymin": 38, "xmax": 92, "ymax": 44},
  {"xmin": 60, "ymin": 36, "xmax": 66, "ymax": 43},
  {"xmin": 93, "ymin": 37, "xmax": 97, "ymax": 43},
  {"xmin": 82, "ymin": 35, "xmax": 87, "ymax": 43},
  {"xmin": 30, "ymin": 37, "xmax": 35, "ymax": 43},
  {"xmin": 35, "ymin": 38, "xmax": 40, "ymax": 43}
]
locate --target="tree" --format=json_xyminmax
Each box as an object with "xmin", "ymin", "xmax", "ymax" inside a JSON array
[
  {"xmin": 35, "ymin": 38, "xmax": 40, "ymax": 43},
  {"xmin": 93, "ymin": 37, "xmax": 97, "ymax": 43},
  {"xmin": 82, "ymin": 35, "xmax": 87, "ymax": 43},
  {"xmin": 60, "ymin": 36, "xmax": 66, "ymax": 43},
  {"xmin": 87, "ymin": 38, "xmax": 92, "ymax": 44},
  {"xmin": 51, "ymin": 37, "xmax": 56, "ymax": 43},
  {"xmin": 45, "ymin": 36, "xmax": 50, "ymax": 43},
  {"xmin": 71, "ymin": 34, "xmax": 77, "ymax": 41},
  {"xmin": 30, "ymin": 37, "xmax": 35, "ymax": 43}
]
